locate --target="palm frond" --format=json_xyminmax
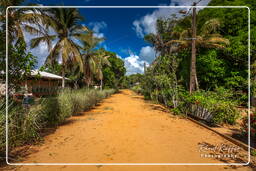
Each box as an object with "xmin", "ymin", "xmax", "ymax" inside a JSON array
[
  {"xmin": 201, "ymin": 18, "xmax": 221, "ymax": 35},
  {"xmin": 30, "ymin": 35, "xmax": 56, "ymax": 49}
]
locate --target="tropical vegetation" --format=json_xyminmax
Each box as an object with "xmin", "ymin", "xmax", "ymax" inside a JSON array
[
  {"xmin": 131, "ymin": 0, "xmax": 254, "ymax": 127},
  {"xmin": 0, "ymin": 0, "xmax": 126, "ymax": 161}
]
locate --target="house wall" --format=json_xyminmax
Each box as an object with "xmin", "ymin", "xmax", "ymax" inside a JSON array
[{"xmin": 21, "ymin": 78, "xmax": 61, "ymax": 97}]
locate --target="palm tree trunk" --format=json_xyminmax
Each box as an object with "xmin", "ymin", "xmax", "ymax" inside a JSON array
[
  {"xmin": 62, "ymin": 67, "xmax": 65, "ymax": 88},
  {"xmin": 87, "ymin": 80, "xmax": 90, "ymax": 89},
  {"xmin": 100, "ymin": 79, "xmax": 103, "ymax": 91},
  {"xmin": 189, "ymin": 4, "xmax": 197, "ymax": 94}
]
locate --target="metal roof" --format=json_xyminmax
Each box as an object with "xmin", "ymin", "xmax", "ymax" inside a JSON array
[
  {"xmin": 0, "ymin": 70, "xmax": 70, "ymax": 80},
  {"xmin": 31, "ymin": 70, "xmax": 70, "ymax": 80}
]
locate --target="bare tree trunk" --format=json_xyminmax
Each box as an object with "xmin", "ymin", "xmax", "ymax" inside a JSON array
[
  {"xmin": 189, "ymin": 4, "xmax": 197, "ymax": 94},
  {"xmin": 195, "ymin": 72, "xmax": 199, "ymax": 91},
  {"xmin": 74, "ymin": 80, "xmax": 78, "ymax": 89},
  {"xmin": 87, "ymin": 81, "xmax": 90, "ymax": 89},
  {"xmin": 62, "ymin": 67, "xmax": 65, "ymax": 88},
  {"xmin": 100, "ymin": 79, "xmax": 103, "ymax": 91}
]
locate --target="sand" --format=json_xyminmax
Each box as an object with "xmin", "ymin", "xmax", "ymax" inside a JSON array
[{"xmin": 5, "ymin": 90, "xmax": 252, "ymax": 171}]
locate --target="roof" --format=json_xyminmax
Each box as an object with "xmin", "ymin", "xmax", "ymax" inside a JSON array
[
  {"xmin": 0, "ymin": 70, "xmax": 70, "ymax": 80},
  {"xmin": 31, "ymin": 70, "xmax": 70, "ymax": 80}
]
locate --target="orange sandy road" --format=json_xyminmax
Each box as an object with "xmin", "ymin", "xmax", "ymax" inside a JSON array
[{"xmin": 8, "ymin": 90, "xmax": 251, "ymax": 171}]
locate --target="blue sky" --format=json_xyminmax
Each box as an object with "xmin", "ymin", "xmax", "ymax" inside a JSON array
[{"xmin": 22, "ymin": 0, "xmax": 211, "ymax": 75}]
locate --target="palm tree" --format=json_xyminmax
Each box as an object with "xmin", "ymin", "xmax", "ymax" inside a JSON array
[
  {"xmin": 29, "ymin": 8, "xmax": 88, "ymax": 88},
  {"xmin": 79, "ymin": 31, "xmax": 105, "ymax": 88},
  {"xmin": 0, "ymin": 0, "xmax": 44, "ymax": 45},
  {"xmin": 144, "ymin": 19, "xmax": 177, "ymax": 56},
  {"xmin": 166, "ymin": 18, "xmax": 229, "ymax": 90},
  {"xmin": 93, "ymin": 49, "xmax": 111, "ymax": 91}
]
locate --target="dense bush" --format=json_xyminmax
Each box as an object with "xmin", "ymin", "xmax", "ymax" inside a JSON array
[
  {"xmin": 131, "ymin": 84, "xmax": 143, "ymax": 94},
  {"xmin": 176, "ymin": 88, "xmax": 239, "ymax": 125},
  {"xmin": 241, "ymin": 110, "xmax": 256, "ymax": 138},
  {"xmin": 0, "ymin": 89, "xmax": 115, "ymax": 159}
]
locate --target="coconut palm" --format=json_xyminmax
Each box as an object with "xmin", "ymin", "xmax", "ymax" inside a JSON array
[
  {"xmin": 93, "ymin": 49, "xmax": 111, "ymax": 91},
  {"xmin": 29, "ymin": 8, "xmax": 88, "ymax": 88},
  {"xmin": 144, "ymin": 19, "xmax": 177, "ymax": 56},
  {"xmin": 0, "ymin": 0, "xmax": 45, "ymax": 45},
  {"xmin": 166, "ymin": 18, "xmax": 229, "ymax": 91},
  {"xmin": 79, "ymin": 31, "xmax": 105, "ymax": 88}
]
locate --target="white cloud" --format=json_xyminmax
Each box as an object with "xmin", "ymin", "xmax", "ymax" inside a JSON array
[
  {"xmin": 89, "ymin": 21, "xmax": 107, "ymax": 38},
  {"xmin": 124, "ymin": 54, "xmax": 146, "ymax": 75},
  {"xmin": 132, "ymin": 20, "xmax": 144, "ymax": 38},
  {"xmin": 139, "ymin": 46, "xmax": 156, "ymax": 63},
  {"xmin": 122, "ymin": 51, "xmax": 149, "ymax": 75},
  {"xmin": 132, "ymin": 8, "xmax": 174, "ymax": 38},
  {"xmin": 132, "ymin": 0, "xmax": 211, "ymax": 38}
]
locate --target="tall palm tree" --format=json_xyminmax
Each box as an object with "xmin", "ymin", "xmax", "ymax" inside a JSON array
[
  {"xmin": 79, "ymin": 31, "xmax": 105, "ymax": 88},
  {"xmin": 166, "ymin": 18, "xmax": 229, "ymax": 90},
  {"xmin": 93, "ymin": 49, "xmax": 111, "ymax": 91},
  {"xmin": 29, "ymin": 8, "xmax": 88, "ymax": 88}
]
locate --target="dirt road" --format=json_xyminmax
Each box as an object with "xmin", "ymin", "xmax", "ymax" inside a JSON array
[{"xmin": 8, "ymin": 90, "xmax": 251, "ymax": 171}]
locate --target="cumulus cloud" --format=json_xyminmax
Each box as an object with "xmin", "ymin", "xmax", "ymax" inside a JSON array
[
  {"xmin": 89, "ymin": 21, "xmax": 107, "ymax": 38},
  {"xmin": 122, "ymin": 46, "xmax": 155, "ymax": 75},
  {"xmin": 123, "ymin": 53, "xmax": 147, "ymax": 75},
  {"xmin": 139, "ymin": 46, "xmax": 156, "ymax": 63},
  {"xmin": 132, "ymin": 0, "xmax": 211, "ymax": 38}
]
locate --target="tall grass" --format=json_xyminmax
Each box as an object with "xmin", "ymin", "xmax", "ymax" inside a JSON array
[{"xmin": 0, "ymin": 89, "xmax": 115, "ymax": 160}]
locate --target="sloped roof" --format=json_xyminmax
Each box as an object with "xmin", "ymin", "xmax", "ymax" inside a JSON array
[
  {"xmin": 31, "ymin": 70, "xmax": 70, "ymax": 80},
  {"xmin": 0, "ymin": 70, "xmax": 70, "ymax": 80}
]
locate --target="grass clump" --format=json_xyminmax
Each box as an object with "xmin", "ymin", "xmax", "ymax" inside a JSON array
[{"xmin": 0, "ymin": 88, "xmax": 115, "ymax": 160}]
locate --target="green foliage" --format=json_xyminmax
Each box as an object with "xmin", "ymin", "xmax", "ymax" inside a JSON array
[
  {"xmin": 122, "ymin": 73, "xmax": 144, "ymax": 88},
  {"xmin": 131, "ymin": 84, "xmax": 143, "ymax": 94},
  {"xmin": 102, "ymin": 51, "xmax": 126, "ymax": 89},
  {"xmin": 177, "ymin": 89, "xmax": 239, "ymax": 125},
  {"xmin": 141, "ymin": 54, "xmax": 180, "ymax": 107},
  {"xmin": 196, "ymin": 50, "xmax": 226, "ymax": 90},
  {"xmin": 139, "ymin": 0, "xmax": 252, "ymax": 124},
  {"xmin": 39, "ymin": 63, "xmax": 62, "ymax": 76},
  {"xmin": 0, "ymin": 40, "xmax": 37, "ymax": 91},
  {"xmin": 241, "ymin": 110, "xmax": 256, "ymax": 138}
]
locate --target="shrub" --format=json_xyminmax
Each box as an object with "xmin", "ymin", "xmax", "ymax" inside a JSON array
[
  {"xmin": 241, "ymin": 110, "xmax": 256, "ymax": 138},
  {"xmin": 177, "ymin": 89, "xmax": 240, "ymax": 125},
  {"xmin": 131, "ymin": 85, "xmax": 143, "ymax": 94}
]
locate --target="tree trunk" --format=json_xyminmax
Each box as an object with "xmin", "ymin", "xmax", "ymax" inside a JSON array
[
  {"xmin": 100, "ymin": 79, "xmax": 103, "ymax": 91},
  {"xmin": 189, "ymin": 4, "xmax": 198, "ymax": 94},
  {"xmin": 74, "ymin": 80, "xmax": 78, "ymax": 89},
  {"xmin": 87, "ymin": 81, "xmax": 90, "ymax": 89},
  {"xmin": 62, "ymin": 67, "xmax": 65, "ymax": 88},
  {"xmin": 25, "ymin": 79, "xmax": 28, "ymax": 94}
]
